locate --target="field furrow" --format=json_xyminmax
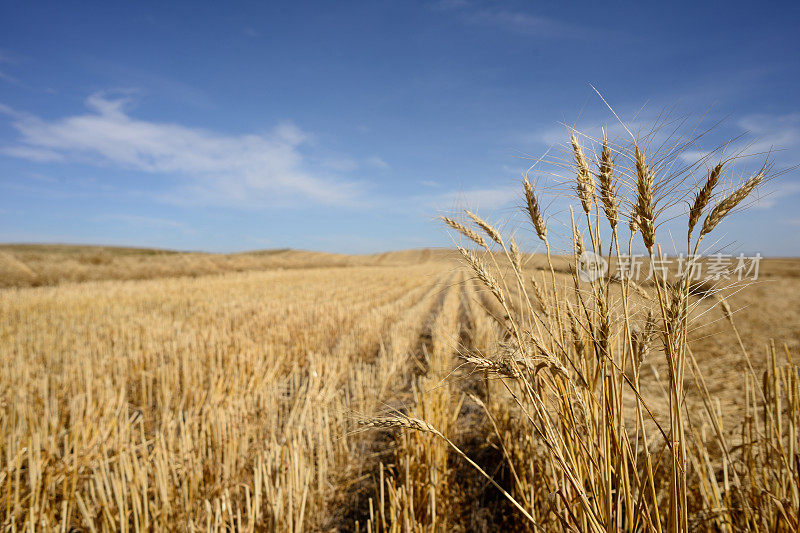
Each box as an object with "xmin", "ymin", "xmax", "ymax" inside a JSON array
[{"xmin": 0, "ymin": 263, "xmax": 451, "ymax": 531}]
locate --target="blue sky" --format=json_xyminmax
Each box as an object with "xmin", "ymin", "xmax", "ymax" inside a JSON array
[{"xmin": 1, "ymin": 1, "xmax": 799, "ymax": 255}]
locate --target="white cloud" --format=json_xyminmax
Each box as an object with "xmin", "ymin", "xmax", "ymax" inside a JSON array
[
  {"xmin": 679, "ymin": 114, "xmax": 800, "ymax": 209},
  {"xmin": 736, "ymin": 113, "xmax": 800, "ymax": 156},
  {"xmin": 752, "ymin": 181, "xmax": 800, "ymax": 209},
  {"xmin": 431, "ymin": 0, "xmax": 469, "ymax": 10},
  {"xmin": 94, "ymin": 213, "xmax": 188, "ymax": 230},
  {"xmin": 1, "ymin": 145, "xmax": 64, "ymax": 162},
  {"xmin": 0, "ymin": 49, "xmax": 24, "ymax": 87},
  {"xmin": 432, "ymin": 1, "xmax": 576, "ymax": 38},
  {"xmin": 365, "ymin": 156, "xmax": 389, "ymax": 169},
  {"xmin": 319, "ymin": 154, "xmax": 388, "ymax": 173},
  {"xmin": 467, "ymin": 9, "xmax": 573, "ymax": 37},
  {"xmin": 0, "ymin": 92, "xmax": 371, "ymax": 207},
  {"xmin": 428, "ymin": 185, "xmax": 518, "ymax": 211},
  {"xmin": 321, "ymin": 155, "xmax": 361, "ymax": 173},
  {"xmin": 678, "ymin": 114, "xmax": 800, "ymax": 164},
  {"xmin": 0, "ymin": 71, "xmax": 18, "ymax": 84}
]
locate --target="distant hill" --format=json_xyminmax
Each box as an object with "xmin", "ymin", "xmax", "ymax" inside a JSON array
[{"xmin": 0, "ymin": 244, "xmax": 461, "ymax": 288}]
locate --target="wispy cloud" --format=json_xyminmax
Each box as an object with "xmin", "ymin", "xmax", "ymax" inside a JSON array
[
  {"xmin": 466, "ymin": 9, "xmax": 575, "ymax": 37},
  {"xmin": 0, "ymin": 49, "xmax": 20, "ymax": 85},
  {"xmin": 682, "ymin": 113, "xmax": 800, "ymax": 209},
  {"xmin": 680, "ymin": 114, "xmax": 800, "ymax": 163},
  {"xmin": 427, "ymin": 184, "xmax": 519, "ymax": 211},
  {"xmin": 737, "ymin": 113, "xmax": 800, "ymax": 156},
  {"xmin": 1, "ymin": 145, "xmax": 65, "ymax": 162},
  {"xmin": 0, "ymin": 71, "xmax": 19, "ymax": 84},
  {"xmin": 319, "ymin": 154, "xmax": 388, "ymax": 173},
  {"xmin": 753, "ymin": 182, "xmax": 800, "ymax": 209},
  {"xmin": 0, "ymin": 92, "xmax": 373, "ymax": 208},
  {"xmin": 433, "ymin": 0, "xmax": 579, "ymax": 38},
  {"xmin": 365, "ymin": 156, "xmax": 389, "ymax": 169},
  {"xmin": 94, "ymin": 213, "xmax": 188, "ymax": 230}
]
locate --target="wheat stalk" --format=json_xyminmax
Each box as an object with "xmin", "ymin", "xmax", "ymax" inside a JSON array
[
  {"xmin": 364, "ymin": 414, "xmax": 542, "ymax": 528},
  {"xmin": 441, "ymin": 216, "xmax": 488, "ymax": 249},
  {"xmin": 629, "ymin": 211, "xmax": 640, "ymax": 238},
  {"xmin": 529, "ymin": 275, "xmax": 549, "ymax": 317},
  {"xmin": 571, "ymin": 134, "xmax": 595, "ymax": 214},
  {"xmin": 466, "ymin": 210, "xmax": 503, "ymax": 246},
  {"xmin": 510, "ymin": 239, "xmax": 523, "ymax": 275},
  {"xmin": 573, "ymin": 223, "xmax": 585, "ymax": 257},
  {"xmin": 688, "ymin": 162, "xmax": 723, "ymax": 238},
  {"xmin": 523, "ymin": 177, "xmax": 548, "ymax": 241},
  {"xmin": 459, "ymin": 353, "xmax": 524, "ymax": 378},
  {"xmin": 457, "ymin": 246, "xmax": 505, "ymax": 305},
  {"xmin": 634, "ymin": 146, "xmax": 656, "ymax": 251},
  {"xmin": 700, "ymin": 167, "xmax": 766, "ymax": 237},
  {"xmin": 597, "ymin": 139, "xmax": 619, "ymax": 229},
  {"xmin": 360, "ymin": 415, "xmax": 442, "ymax": 434},
  {"xmin": 633, "ymin": 310, "xmax": 656, "ymax": 369}
]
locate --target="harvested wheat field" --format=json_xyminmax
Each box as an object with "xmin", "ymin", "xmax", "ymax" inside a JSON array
[{"xmin": 1, "ymin": 237, "xmax": 799, "ymax": 531}]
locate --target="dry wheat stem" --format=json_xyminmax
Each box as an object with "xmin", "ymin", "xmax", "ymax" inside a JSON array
[
  {"xmin": 441, "ymin": 216, "xmax": 488, "ymax": 249},
  {"xmin": 466, "ymin": 210, "xmax": 503, "ymax": 246}
]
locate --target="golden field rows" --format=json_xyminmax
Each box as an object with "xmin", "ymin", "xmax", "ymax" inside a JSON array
[
  {"xmin": 0, "ymin": 258, "xmax": 463, "ymax": 530},
  {"xmin": 0, "ymin": 244, "xmax": 798, "ymax": 531}
]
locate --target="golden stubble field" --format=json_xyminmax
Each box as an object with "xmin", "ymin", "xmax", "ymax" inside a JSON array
[{"xmin": 0, "ymin": 244, "xmax": 798, "ymax": 531}]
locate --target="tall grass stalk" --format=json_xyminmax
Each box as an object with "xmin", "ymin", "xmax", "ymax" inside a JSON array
[{"xmin": 388, "ymin": 126, "xmax": 797, "ymax": 531}]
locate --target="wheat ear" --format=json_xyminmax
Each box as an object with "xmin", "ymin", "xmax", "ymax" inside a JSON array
[
  {"xmin": 523, "ymin": 177, "xmax": 548, "ymax": 241},
  {"xmin": 688, "ymin": 162, "xmax": 723, "ymax": 238},
  {"xmin": 597, "ymin": 139, "xmax": 619, "ymax": 229},
  {"xmin": 700, "ymin": 167, "xmax": 766, "ymax": 237},
  {"xmin": 466, "ymin": 210, "xmax": 503, "ymax": 246},
  {"xmin": 457, "ymin": 246, "xmax": 505, "ymax": 305},
  {"xmin": 571, "ymin": 134, "xmax": 595, "ymax": 214},
  {"xmin": 441, "ymin": 216, "xmax": 488, "ymax": 249},
  {"xmin": 634, "ymin": 146, "xmax": 656, "ymax": 251}
]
